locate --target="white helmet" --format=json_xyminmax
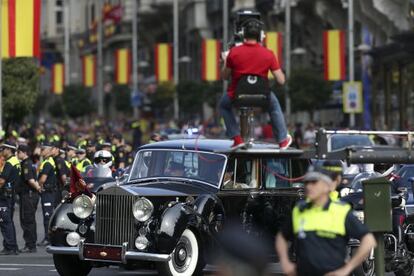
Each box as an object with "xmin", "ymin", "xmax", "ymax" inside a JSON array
[{"xmin": 93, "ymin": 150, "xmax": 113, "ymax": 168}]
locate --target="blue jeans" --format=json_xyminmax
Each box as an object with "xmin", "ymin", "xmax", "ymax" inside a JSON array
[{"xmin": 219, "ymin": 92, "xmax": 287, "ymax": 143}]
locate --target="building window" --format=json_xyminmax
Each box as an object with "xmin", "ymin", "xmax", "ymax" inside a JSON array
[
  {"xmin": 56, "ymin": 10, "xmax": 63, "ymax": 25},
  {"xmin": 56, "ymin": 0, "xmax": 63, "ymax": 6},
  {"xmin": 91, "ymin": 4, "xmax": 95, "ymax": 22}
]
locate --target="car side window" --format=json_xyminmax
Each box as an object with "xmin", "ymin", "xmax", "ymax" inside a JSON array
[
  {"xmin": 263, "ymin": 158, "xmax": 290, "ymax": 189},
  {"xmin": 222, "ymin": 157, "xmax": 258, "ymax": 190}
]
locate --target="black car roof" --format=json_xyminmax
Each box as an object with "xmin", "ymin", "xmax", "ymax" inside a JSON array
[
  {"xmin": 139, "ymin": 139, "xmax": 304, "ymax": 156},
  {"xmin": 139, "ymin": 139, "xmax": 234, "ymax": 152}
]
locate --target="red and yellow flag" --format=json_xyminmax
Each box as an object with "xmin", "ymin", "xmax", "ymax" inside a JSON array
[
  {"xmin": 155, "ymin": 43, "xmax": 172, "ymax": 83},
  {"xmin": 51, "ymin": 63, "xmax": 64, "ymax": 94},
  {"xmin": 323, "ymin": 30, "xmax": 346, "ymax": 81},
  {"xmin": 201, "ymin": 39, "xmax": 221, "ymax": 81},
  {"xmin": 264, "ymin": 32, "xmax": 283, "ymax": 66},
  {"xmin": 115, "ymin": 48, "xmax": 131, "ymax": 85},
  {"xmin": 1, "ymin": 0, "xmax": 41, "ymax": 58},
  {"xmin": 82, "ymin": 55, "xmax": 96, "ymax": 87}
]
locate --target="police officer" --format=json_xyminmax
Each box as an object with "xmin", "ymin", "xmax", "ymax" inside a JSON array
[
  {"xmin": 276, "ymin": 168, "xmax": 377, "ymax": 276},
  {"xmin": 75, "ymin": 147, "xmax": 91, "ymax": 173},
  {"xmin": 38, "ymin": 143, "xmax": 58, "ymax": 246},
  {"xmin": 86, "ymin": 141, "xmax": 96, "ymax": 162},
  {"xmin": 111, "ymin": 133, "xmax": 126, "ymax": 169},
  {"xmin": 319, "ymin": 160, "xmax": 344, "ymax": 200},
  {"xmin": 17, "ymin": 145, "xmax": 40, "ymax": 253},
  {"xmin": 51, "ymin": 142, "xmax": 68, "ymax": 203},
  {"xmin": 66, "ymin": 144, "xmax": 78, "ymax": 166},
  {"xmin": 0, "ymin": 141, "xmax": 20, "ymax": 255}
]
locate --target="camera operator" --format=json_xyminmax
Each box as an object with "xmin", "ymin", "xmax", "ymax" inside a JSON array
[{"xmin": 220, "ymin": 15, "xmax": 291, "ymax": 149}]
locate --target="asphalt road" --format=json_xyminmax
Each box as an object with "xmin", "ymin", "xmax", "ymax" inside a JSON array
[{"xmin": 0, "ymin": 201, "xmax": 284, "ymax": 276}]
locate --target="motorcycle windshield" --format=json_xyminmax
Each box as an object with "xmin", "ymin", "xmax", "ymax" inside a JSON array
[{"xmin": 82, "ymin": 167, "xmax": 114, "ymax": 192}]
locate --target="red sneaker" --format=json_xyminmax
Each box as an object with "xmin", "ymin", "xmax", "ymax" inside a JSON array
[
  {"xmin": 279, "ymin": 134, "xmax": 292, "ymax": 150},
  {"xmin": 232, "ymin": 135, "xmax": 244, "ymax": 148}
]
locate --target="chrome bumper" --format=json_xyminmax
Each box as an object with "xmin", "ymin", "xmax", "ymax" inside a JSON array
[{"xmin": 46, "ymin": 241, "xmax": 171, "ymax": 263}]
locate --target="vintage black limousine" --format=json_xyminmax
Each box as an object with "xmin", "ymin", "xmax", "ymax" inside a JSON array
[{"xmin": 47, "ymin": 139, "xmax": 309, "ymax": 276}]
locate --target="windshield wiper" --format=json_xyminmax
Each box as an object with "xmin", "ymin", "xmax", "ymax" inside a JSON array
[{"xmin": 128, "ymin": 178, "xmax": 160, "ymax": 184}]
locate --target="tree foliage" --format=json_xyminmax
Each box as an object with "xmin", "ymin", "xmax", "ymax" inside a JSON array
[
  {"xmin": 289, "ymin": 69, "xmax": 332, "ymax": 115},
  {"xmin": 3, "ymin": 58, "xmax": 39, "ymax": 124},
  {"xmin": 149, "ymin": 82, "xmax": 175, "ymax": 118},
  {"xmin": 112, "ymin": 84, "xmax": 132, "ymax": 113},
  {"xmin": 61, "ymin": 84, "xmax": 94, "ymax": 118}
]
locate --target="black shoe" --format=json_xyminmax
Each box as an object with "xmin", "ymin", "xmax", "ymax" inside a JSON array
[
  {"xmin": 19, "ymin": 247, "xmax": 37, "ymax": 253},
  {"xmin": 37, "ymin": 239, "xmax": 50, "ymax": 247},
  {"xmin": 0, "ymin": 249, "xmax": 18, "ymax": 255}
]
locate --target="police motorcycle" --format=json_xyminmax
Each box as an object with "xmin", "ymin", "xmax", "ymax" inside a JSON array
[{"xmin": 343, "ymin": 167, "xmax": 414, "ymax": 276}]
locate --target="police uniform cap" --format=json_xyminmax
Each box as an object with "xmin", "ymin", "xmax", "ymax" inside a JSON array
[
  {"xmin": 41, "ymin": 141, "xmax": 53, "ymax": 148},
  {"xmin": 321, "ymin": 160, "xmax": 343, "ymax": 176},
  {"xmin": 17, "ymin": 144, "xmax": 30, "ymax": 153},
  {"xmin": 76, "ymin": 147, "xmax": 86, "ymax": 154},
  {"xmin": 1, "ymin": 141, "xmax": 17, "ymax": 151},
  {"xmin": 101, "ymin": 141, "xmax": 111, "ymax": 147},
  {"xmin": 50, "ymin": 141, "xmax": 60, "ymax": 148},
  {"xmin": 66, "ymin": 144, "xmax": 77, "ymax": 151},
  {"xmin": 303, "ymin": 166, "xmax": 333, "ymax": 185},
  {"xmin": 112, "ymin": 133, "xmax": 122, "ymax": 140}
]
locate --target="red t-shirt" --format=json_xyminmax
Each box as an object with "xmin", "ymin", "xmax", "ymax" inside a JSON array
[{"xmin": 226, "ymin": 42, "xmax": 280, "ymax": 99}]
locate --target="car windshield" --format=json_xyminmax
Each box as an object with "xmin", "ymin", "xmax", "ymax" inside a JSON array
[
  {"xmin": 129, "ymin": 150, "xmax": 226, "ymax": 186},
  {"xmin": 330, "ymin": 135, "xmax": 373, "ymax": 151}
]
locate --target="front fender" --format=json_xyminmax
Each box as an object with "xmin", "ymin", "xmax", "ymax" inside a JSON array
[
  {"xmin": 194, "ymin": 194, "xmax": 224, "ymax": 221},
  {"xmin": 49, "ymin": 202, "xmax": 95, "ymax": 246},
  {"xmin": 157, "ymin": 203, "xmax": 195, "ymax": 254}
]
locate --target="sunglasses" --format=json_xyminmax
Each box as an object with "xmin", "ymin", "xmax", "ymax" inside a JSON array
[{"xmin": 95, "ymin": 157, "xmax": 111, "ymax": 163}]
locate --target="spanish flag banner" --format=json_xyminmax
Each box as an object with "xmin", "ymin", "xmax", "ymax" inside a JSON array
[
  {"xmin": 155, "ymin": 43, "xmax": 172, "ymax": 83},
  {"xmin": 82, "ymin": 55, "xmax": 96, "ymax": 87},
  {"xmin": 264, "ymin": 32, "xmax": 283, "ymax": 66},
  {"xmin": 115, "ymin": 48, "xmax": 131, "ymax": 85},
  {"xmin": 1, "ymin": 0, "xmax": 41, "ymax": 58},
  {"xmin": 51, "ymin": 63, "xmax": 64, "ymax": 95},
  {"xmin": 323, "ymin": 30, "xmax": 346, "ymax": 81},
  {"xmin": 201, "ymin": 39, "xmax": 221, "ymax": 81}
]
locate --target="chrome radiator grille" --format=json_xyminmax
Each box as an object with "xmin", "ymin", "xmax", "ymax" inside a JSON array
[{"xmin": 95, "ymin": 194, "xmax": 136, "ymax": 248}]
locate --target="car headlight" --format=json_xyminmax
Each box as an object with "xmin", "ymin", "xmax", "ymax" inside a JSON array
[
  {"xmin": 66, "ymin": 232, "xmax": 81, "ymax": 247},
  {"xmin": 135, "ymin": 235, "xmax": 149, "ymax": 250},
  {"xmin": 133, "ymin": 197, "xmax": 153, "ymax": 222},
  {"xmin": 73, "ymin": 194, "xmax": 94, "ymax": 219}
]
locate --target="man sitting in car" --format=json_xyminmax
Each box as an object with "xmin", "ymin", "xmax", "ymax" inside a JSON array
[{"xmin": 166, "ymin": 161, "xmax": 185, "ymax": 177}]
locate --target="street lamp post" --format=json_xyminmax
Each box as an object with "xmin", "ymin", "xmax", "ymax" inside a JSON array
[
  {"xmin": 348, "ymin": 0, "xmax": 355, "ymax": 127},
  {"xmin": 64, "ymin": 0, "xmax": 70, "ymax": 86},
  {"xmin": 132, "ymin": 0, "xmax": 139, "ymax": 118},
  {"xmin": 96, "ymin": 0, "xmax": 104, "ymax": 117},
  {"xmin": 222, "ymin": 0, "xmax": 229, "ymax": 96},
  {"xmin": 284, "ymin": 0, "xmax": 292, "ymax": 122},
  {"xmin": 173, "ymin": 0, "xmax": 179, "ymax": 120}
]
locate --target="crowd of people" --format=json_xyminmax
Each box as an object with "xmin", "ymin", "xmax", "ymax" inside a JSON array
[{"xmin": 0, "ymin": 118, "xmax": 142, "ymax": 255}]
